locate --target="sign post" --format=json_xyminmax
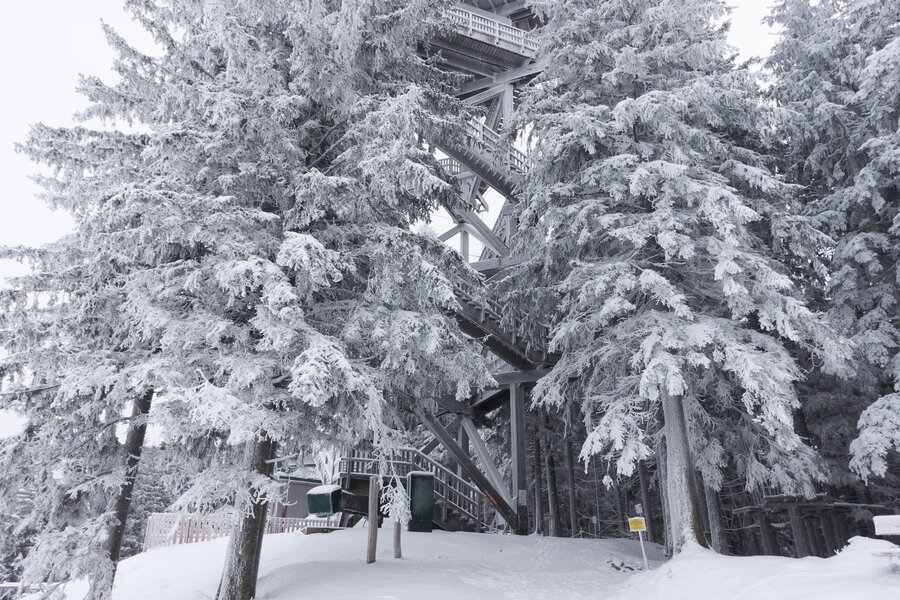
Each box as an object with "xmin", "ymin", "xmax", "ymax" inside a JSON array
[{"xmin": 628, "ymin": 516, "xmax": 649, "ymax": 570}]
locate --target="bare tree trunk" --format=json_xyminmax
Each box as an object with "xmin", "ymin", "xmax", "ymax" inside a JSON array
[
  {"xmin": 532, "ymin": 435, "xmax": 544, "ymax": 535},
  {"xmin": 108, "ymin": 389, "xmax": 154, "ymax": 570},
  {"xmin": 217, "ymin": 434, "xmax": 277, "ymax": 600},
  {"xmin": 565, "ymin": 438, "xmax": 578, "ymax": 537},
  {"xmin": 661, "ymin": 390, "xmax": 707, "ymax": 551},
  {"xmin": 637, "ymin": 461, "xmax": 656, "ymax": 544},
  {"xmin": 393, "ymin": 519, "xmax": 402, "ymax": 559},
  {"xmin": 542, "ymin": 435, "xmax": 561, "ymax": 537}
]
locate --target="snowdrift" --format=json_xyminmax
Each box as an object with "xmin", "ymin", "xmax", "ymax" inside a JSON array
[
  {"xmin": 608, "ymin": 536, "xmax": 899, "ymax": 600},
  {"xmin": 31, "ymin": 528, "xmax": 897, "ymax": 600}
]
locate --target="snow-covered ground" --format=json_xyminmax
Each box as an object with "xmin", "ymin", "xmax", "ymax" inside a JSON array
[{"xmin": 38, "ymin": 526, "xmax": 898, "ymax": 600}]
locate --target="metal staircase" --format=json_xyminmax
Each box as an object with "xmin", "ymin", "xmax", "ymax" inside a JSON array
[
  {"xmin": 450, "ymin": 276, "xmax": 550, "ymax": 370},
  {"xmin": 339, "ymin": 448, "xmax": 496, "ymax": 532},
  {"xmin": 358, "ymin": 0, "xmax": 546, "ymax": 535}
]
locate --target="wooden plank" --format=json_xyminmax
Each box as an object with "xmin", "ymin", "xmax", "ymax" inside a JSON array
[{"xmin": 367, "ymin": 476, "xmax": 379, "ymax": 564}]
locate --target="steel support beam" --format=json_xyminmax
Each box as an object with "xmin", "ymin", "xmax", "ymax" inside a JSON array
[
  {"xmin": 417, "ymin": 409, "xmax": 521, "ymax": 532},
  {"xmin": 510, "ymin": 384, "xmax": 528, "ymax": 532},
  {"xmin": 419, "ymin": 416, "xmax": 460, "ymax": 455},
  {"xmin": 461, "ymin": 417, "xmax": 514, "ymax": 509},
  {"xmin": 438, "ymin": 223, "xmax": 464, "ymax": 242},
  {"xmin": 447, "ymin": 206, "xmax": 511, "ymax": 256},
  {"xmin": 454, "ymin": 61, "xmax": 545, "ymax": 97}
]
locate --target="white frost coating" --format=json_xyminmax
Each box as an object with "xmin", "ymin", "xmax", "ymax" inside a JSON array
[
  {"xmin": 307, "ymin": 484, "xmax": 341, "ymax": 495},
  {"xmin": 407, "ymin": 470, "xmax": 434, "ymax": 477}
]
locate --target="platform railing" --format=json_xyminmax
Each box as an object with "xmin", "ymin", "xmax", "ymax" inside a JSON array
[{"xmin": 446, "ymin": 4, "xmax": 539, "ymax": 58}]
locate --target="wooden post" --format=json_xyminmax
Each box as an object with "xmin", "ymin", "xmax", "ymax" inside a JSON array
[
  {"xmin": 820, "ymin": 513, "xmax": 838, "ymax": 555},
  {"xmin": 532, "ymin": 434, "xmax": 544, "ymax": 535},
  {"xmin": 542, "ymin": 433, "xmax": 561, "ymax": 537},
  {"xmin": 510, "ymin": 385, "xmax": 528, "ymax": 533},
  {"xmin": 831, "ymin": 513, "xmax": 847, "ymax": 548},
  {"xmin": 758, "ymin": 512, "xmax": 779, "ymax": 556},
  {"xmin": 457, "ymin": 423, "xmax": 469, "ymax": 481},
  {"xmin": 806, "ymin": 515, "xmax": 825, "ymax": 557},
  {"xmin": 393, "ymin": 520, "xmax": 402, "ymax": 559},
  {"xmin": 788, "ymin": 506, "xmax": 810, "ymax": 558},
  {"xmin": 367, "ymin": 476, "xmax": 379, "ymax": 564}
]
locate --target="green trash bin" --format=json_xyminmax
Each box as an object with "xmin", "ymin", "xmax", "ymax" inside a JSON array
[
  {"xmin": 408, "ymin": 471, "xmax": 434, "ymax": 532},
  {"xmin": 307, "ymin": 484, "xmax": 342, "ymax": 516}
]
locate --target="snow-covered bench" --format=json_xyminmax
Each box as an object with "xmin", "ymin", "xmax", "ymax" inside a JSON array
[{"xmin": 873, "ymin": 516, "xmax": 900, "ymax": 572}]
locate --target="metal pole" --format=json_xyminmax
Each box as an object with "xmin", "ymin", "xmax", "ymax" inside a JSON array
[{"xmin": 639, "ymin": 530, "xmax": 649, "ymax": 570}]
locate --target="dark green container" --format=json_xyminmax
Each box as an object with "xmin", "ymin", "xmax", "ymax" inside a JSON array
[
  {"xmin": 307, "ymin": 484, "xmax": 342, "ymax": 516},
  {"xmin": 408, "ymin": 472, "xmax": 434, "ymax": 532}
]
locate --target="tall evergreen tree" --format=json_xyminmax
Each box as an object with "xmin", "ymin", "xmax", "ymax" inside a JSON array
[
  {"xmin": 767, "ymin": 0, "xmax": 900, "ymax": 488},
  {"xmin": 4, "ymin": 0, "xmax": 493, "ymax": 597},
  {"xmin": 511, "ymin": 0, "xmax": 851, "ymax": 551}
]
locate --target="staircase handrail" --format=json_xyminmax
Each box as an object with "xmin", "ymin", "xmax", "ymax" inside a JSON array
[
  {"xmin": 451, "ymin": 275, "xmax": 550, "ymax": 359},
  {"xmin": 341, "ymin": 447, "xmax": 491, "ymax": 530}
]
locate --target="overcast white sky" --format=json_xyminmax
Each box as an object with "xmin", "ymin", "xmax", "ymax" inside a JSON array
[{"xmin": 0, "ymin": 1, "xmax": 777, "ymax": 437}]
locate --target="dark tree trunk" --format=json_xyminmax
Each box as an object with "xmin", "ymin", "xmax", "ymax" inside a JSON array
[
  {"xmin": 532, "ymin": 435, "xmax": 544, "ymax": 535},
  {"xmin": 637, "ymin": 461, "xmax": 656, "ymax": 544},
  {"xmin": 217, "ymin": 434, "xmax": 277, "ymax": 600},
  {"xmin": 703, "ymin": 484, "xmax": 727, "ymax": 553},
  {"xmin": 565, "ymin": 437, "xmax": 578, "ymax": 537},
  {"xmin": 542, "ymin": 435, "xmax": 561, "ymax": 537},
  {"xmin": 657, "ymin": 444, "xmax": 672, "ymax": 555},
  {"xmin": 661, "ymin": 390, "xmax": 707, "ymax": 550},
  {"xmin": 108, "ymin": 389, "xmax": 154, "ymax": 571}
]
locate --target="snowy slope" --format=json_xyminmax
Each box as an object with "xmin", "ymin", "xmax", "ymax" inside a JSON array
[
  {"xmin": 46, "ymin": 525, "xmax": 662, "ymax": 600},
  {"xmin": 608, "ymin": 537, "xmax": 900, "ymax": 600},
  {"xmin": 37, "ymin": 528, "xmax": 898, "ymax": 600}
]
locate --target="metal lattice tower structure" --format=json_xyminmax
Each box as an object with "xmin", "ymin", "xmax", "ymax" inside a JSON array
[{"xmin": 341, "ymin": 1, "xmax": 551, "ymax": 535}]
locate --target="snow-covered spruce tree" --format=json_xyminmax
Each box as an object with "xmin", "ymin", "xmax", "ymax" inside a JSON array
[
  {"xmin": 13, "ymin": 0, "xmax": 492, "ymax": 597},
  {"xmin": 0, "ymin": 217, "xmax": 164, "ymax": 596},
  {"xmin": 767, "ymin": 0, "xmax": 900, "ymax": 490},
  {"xmin": 510, "ymin": 0, "xmax": 852, "ymax": 551}
]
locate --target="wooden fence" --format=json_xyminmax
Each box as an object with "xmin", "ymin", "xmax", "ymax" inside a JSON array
[{"xmin": 143, "ymin": 512, "xmax": 337, "ymax": 552}]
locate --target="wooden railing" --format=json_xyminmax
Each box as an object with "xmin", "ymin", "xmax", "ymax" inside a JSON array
[
  {"xmin": 446, "ymin": 4, "xmax": 538, "ymax": 58},
  {"xmin": 341, "ymin": 448, "xmax": 494, "ymax": 531},
  {"xmin": 143, "ymin": 512, "xmax": 337, "ymax": 551}
]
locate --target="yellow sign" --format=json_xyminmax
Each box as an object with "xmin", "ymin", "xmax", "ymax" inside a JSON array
[{"xmin": 628, "ymin": 517, "xmax": 646, "ymax": 532}]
